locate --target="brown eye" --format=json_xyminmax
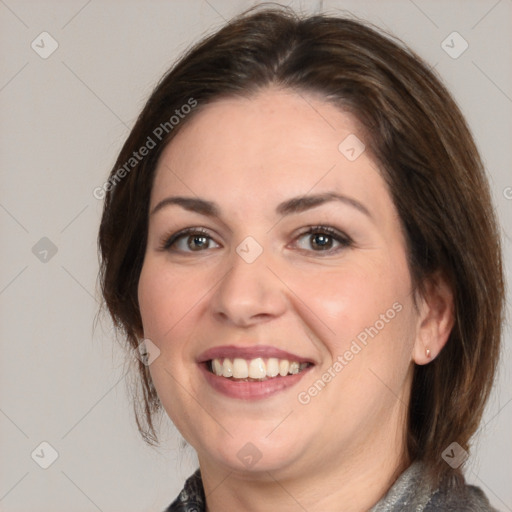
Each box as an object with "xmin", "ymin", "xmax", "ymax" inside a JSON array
[
  {"xmin": 309, "ymin": 233, "xmax": 334, "ymax": 250},
  {"xmin": 187, "ymin": 234, "xmax": 211, "ymax": 251},
  {"xmin": 294, "ymin": 226, "xmax": 352, "ymax": 254},
  {"xmin": 162, "ymin": 228, "xmax": 220, "ymax": 252}
]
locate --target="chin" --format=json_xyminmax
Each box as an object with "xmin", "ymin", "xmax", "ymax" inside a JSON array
[{"xmin": 173, "ymin": 413, "xmax": 299, "ymax": 470}]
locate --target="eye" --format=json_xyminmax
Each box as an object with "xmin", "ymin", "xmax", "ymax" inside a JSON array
[
  {"xmin": 293, "ymin": 225, "xmax": 352, "ymax": 253},
  {"xmin": 161, "ymin": 228, "xmax": 220, "ymax": 253}
]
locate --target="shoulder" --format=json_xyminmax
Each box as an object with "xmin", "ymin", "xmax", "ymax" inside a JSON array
[
  {"xmin": 164, "ymin": 470, "xmax": 205, "ymax": 512},
  {"xmin": 167, "ymin": 464, "xmax": 499, "ymax": 512},
  {"xmin": 426, "ymin": 480, "xmax": 499, "ymax": 512},
  {"xmin": 371, "ymin": 461, "xmax": 499, "ymax": 512}
]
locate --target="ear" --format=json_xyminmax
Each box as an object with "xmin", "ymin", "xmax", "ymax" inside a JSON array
[{"xmin": 412, "ymin": 272, "xmax": 455, "ymax": 365}]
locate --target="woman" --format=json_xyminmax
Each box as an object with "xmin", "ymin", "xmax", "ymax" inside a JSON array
[{"xmin": 98, "ymin": 6, "xmax": 504, "ymax": 511}]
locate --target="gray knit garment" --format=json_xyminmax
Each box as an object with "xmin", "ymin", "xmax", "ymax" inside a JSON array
[
  {"xmin": 369, "ymin": 461, "xmax": 498, "ymax": 512},
  {"xmin": 165, "ymin": 461, "xmax": 499, "ymax": 511}
]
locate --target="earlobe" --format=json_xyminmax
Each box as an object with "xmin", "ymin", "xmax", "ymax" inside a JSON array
[{"xmin": 412, "ymin": 272, "xmax": 455, "ymax": 365}]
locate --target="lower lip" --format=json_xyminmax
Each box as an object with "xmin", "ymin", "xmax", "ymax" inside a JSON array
[{"xmin": 199, "ymin": 363, "xmax": 312, "ymax": 400}]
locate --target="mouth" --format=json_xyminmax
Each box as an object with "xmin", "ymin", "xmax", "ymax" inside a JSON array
[
  {"xmin": 197, "ymin": 345, "xmax": 315, "ymax": 400},
  {"xmin": 206, "ymin": 357, "xmax": 312, "ymax": 381}
]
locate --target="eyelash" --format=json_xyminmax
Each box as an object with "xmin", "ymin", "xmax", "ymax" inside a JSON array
[
  {"xmin": 161, "ymin": 227, "xmax": 213, "ymax": 251},
  {"xmin": 295, "ymin": 225, "xmax": 353, "ymax": 254},
  {"xmin": 160, "ymin": 225, "xmax": 353, "ymax": 254}
]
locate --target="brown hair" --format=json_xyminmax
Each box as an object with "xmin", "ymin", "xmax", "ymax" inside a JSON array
[{"xmin": 97, "ymin": 5, "xmax": 504, "ymax": 488}]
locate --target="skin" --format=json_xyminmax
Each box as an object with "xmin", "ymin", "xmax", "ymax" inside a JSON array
[{"xmin": 137, "ymin": 88, "xmax": 454, "ymax": 512}]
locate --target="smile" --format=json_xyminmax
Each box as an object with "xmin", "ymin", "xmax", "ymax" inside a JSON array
[
  {"xmin": 198, "ymin": 345, "xmax": 315, "ymax": 399},
  {"xmin": 209, "ymin": 357, "xmax": 311, "ymax": 381}
]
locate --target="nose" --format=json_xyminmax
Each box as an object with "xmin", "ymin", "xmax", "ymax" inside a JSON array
[{"xmin": 210, "ymin": 246, "xmax": 288, "ymax": 327}]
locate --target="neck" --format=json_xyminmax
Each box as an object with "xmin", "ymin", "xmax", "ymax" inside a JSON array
[{"xmin": 199, "ymin": 418, "xmax": 410, "ymax": 512}]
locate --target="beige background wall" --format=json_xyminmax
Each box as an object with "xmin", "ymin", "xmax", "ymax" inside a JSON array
[{"xmin": 1, "ymin": 1, "xmax": 511, "ymax": 510}]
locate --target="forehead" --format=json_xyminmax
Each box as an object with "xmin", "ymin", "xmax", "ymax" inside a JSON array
[{"xmin": 151, "ymin": 88, "xmax": 387, "ymax": 213}]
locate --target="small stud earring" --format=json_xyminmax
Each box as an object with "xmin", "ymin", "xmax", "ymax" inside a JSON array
[{"xmin": 425, "ymin": 348, "xmax": 431, "ymax": 358}]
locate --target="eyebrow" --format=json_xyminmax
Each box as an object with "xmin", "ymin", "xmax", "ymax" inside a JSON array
[{"xmin": 150, "ymin": 192, "xmax": 372, "ymax": 219}]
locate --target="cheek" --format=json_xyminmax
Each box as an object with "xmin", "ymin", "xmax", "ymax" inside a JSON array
[
  {"xmin": 138, "ymin": 261, "xmax": 205, "ymax": 430},
  {"xmin": 138, "ymin": 260, "xmax": 204, "ymax": 343},
  {"xmin": 294, "ymin": 263, "xmax": 417, "ymax": 415},
  {"xmin": 288, "ymin": 257, "xmax": 412, "ymax": 352},
  {"xmin": 138, "ymin": 264, "xmax": 168, "ymax": 340}
]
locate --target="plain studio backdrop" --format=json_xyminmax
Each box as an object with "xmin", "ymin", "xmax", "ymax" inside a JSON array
[{"xmin": 0, "ymin": 1, "xmax": 511, "ymax": 511}]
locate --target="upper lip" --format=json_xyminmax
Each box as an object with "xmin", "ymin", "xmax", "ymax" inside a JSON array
[{"xmin": 197, "ymin": 345, "xmax": 314, "ymax": 364}]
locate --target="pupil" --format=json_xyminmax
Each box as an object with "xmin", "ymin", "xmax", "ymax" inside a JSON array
[
  {"xmin": 312, "ymin": 234, "xmax": 332, "ymax": 250},
  {"xmin": 189, "ymin": 235, "xmax": 208, "ymax": 250}
]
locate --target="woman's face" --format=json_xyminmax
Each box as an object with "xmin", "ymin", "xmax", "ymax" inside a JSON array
[{"xmin": 138, "ymin": 88, "xmax": 422, "ymax": 479}]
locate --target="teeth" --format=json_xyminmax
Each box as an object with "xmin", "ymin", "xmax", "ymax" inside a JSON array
[
  {"xmin": 209, "ymin": 357, "xmax": 309, "ymax": 380},
  {"xmin": 233, "ymin": 358, "xmax": 249, "ymax": 378},
  {"xmin": 248, "ymin": 358, "xmax": 266, "ymax": 378},
  {"xmin": 212, "ymin": 359, "xmax": 223, "ymax": 376},
  {"xmin": 266, "ymin": 358, "xmax": 279, "ymax": 377},
  {"xmin": 279, "ymin": 359, "xmax": 289, "ymax": 376},
  {"xmin": 222, "ymin": 358, "xmax": 233, "ymax": 377},
  {"xmin": 289, "ymin": 362, "xmax": 300, "ymax": 374}
]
